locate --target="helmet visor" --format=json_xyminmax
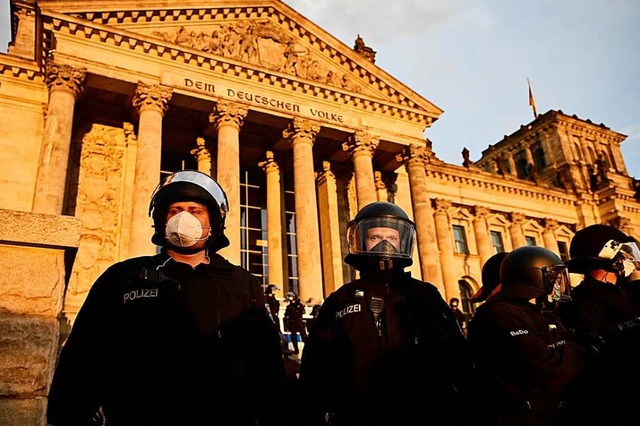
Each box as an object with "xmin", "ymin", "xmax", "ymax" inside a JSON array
[
  {"xmin": 150, "ymin": 171, "xmax": 229, "ymax": 219},
  {"xmin": 541, "ymin": 264, "xmax": 571, "ymax": 302},
  {"xmin": 599, "ymin": 240, "xmax": 640, "ymax": 267},
  {"xmin": 348, "ymin": 217, "xmax": 415, "ymax": 259}
]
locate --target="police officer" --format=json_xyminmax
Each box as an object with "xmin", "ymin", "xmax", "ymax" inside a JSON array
[
  {"xmin": 468, "ymin": 246, "xmax": 586, "ymax": 426},
  {"xmin": 265, "ymin": 283, "xmax": 282, "ymax": 331},
  {"xmin": 471, "ymin": 251, "xmax": 510, "ymax": 304},
  {"xmin": 560, "ymin": 224, "xmax": 640, "ymax": 425},
  {"xmin": 283, "ymin": 291, "xmax": 308, "ymax": 354},
  {"xmin": 299, "ymin": 201, "xmax": 473, "ymax": 426},
  {"xmin": 47, "ymin": 170, "xmax": 286, "ymax": 426}
]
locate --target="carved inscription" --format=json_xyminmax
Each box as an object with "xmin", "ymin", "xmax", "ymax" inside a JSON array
[{"xmin": 181, "ymin": 77, "xmax": 345, "ymax": 124}]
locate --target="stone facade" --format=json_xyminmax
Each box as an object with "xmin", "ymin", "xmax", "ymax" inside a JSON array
[{"xmin": 1, "ymin": 1, "xmax": 639, "ymax": 424}]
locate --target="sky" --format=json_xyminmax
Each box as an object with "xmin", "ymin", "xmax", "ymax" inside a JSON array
[{"xmin": 1, "ymin": 0, "xmax": 638, "ymax": 177}]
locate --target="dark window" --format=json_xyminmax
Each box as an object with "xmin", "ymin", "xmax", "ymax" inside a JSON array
[
  {"xmin": 525, "ymin": 236, "xmax": 537, "ymax": 246},
  {"xmin": 514, "ymin": 150, "xmax": 529, "ymax": 178},
  {"xmin": 490, "ymin": 231, "xmax": 504, "ymax": 253},
  {"xmin": 284, "ymin": 175, "xmax": 299, "ymax": 294},
  {"xmin": 453, "ymin": 225, "xmax": 469, "ymax": 254},
  {"xmin": 240, "ymin": 168, "xmax": 268, "ymax": 284},
  {"xmin": 558, "ymin": 241, "xmax": 570, "ymax": 263},
  {"xmin": 531, "ymin": 142, "xmax": 547, "ymax": 171},
  {"xmin": 458, "ymin": 280, "xmax": 475, "ymax": 319}
]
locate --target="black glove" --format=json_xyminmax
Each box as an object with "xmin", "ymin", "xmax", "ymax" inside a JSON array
[{"xmin": 568, "ymin": 327, "xmax": 607, "ymax": 357}]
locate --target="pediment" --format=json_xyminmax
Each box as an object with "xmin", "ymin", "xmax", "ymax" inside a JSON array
[
  {"xmin": 39, "ymin": 0, "xmax": 442, "ymax": 120},
  {"xmin": 146, "ymin": 20, "xmax": 372, "ymax": 93}
]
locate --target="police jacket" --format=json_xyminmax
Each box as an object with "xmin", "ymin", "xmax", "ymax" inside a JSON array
[
  {"xmin": 47, "ymin": 251, "xmax": 286, "ymax": 426},
  {"xmin": 298, "ymin": 271, "xmax": 473, "ymax": 426},
  {"xmin": 565, "ymin": 277, "xmax": 640, "ymax": 346},
  {"xmin": 284, "ymin": 300, "xmax": 307, "ymax": 333},
  {"xmin": 468, "ymin": 297, "xmax": 586, "ymax": 426},
  {"xmin": 266, "ymin": 294, "xmax": 280, "ymax": 319},
  {"xmin": 559, "ymin": 277, "xmax": 640, "ymax": 425}
]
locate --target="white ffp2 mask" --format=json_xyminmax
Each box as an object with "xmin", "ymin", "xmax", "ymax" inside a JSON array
[{"xmin": 165, "ymin": 211, "xmax": 210, "ymax": 247}]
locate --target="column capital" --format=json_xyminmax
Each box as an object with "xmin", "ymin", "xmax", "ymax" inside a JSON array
[
  {"xmin": 342, "ymin": 131, "xmax": 379, "ymax": 158},
  {"xmin": 210, "ymin": 99, "xmax": 248, "ymax": 130},
  {"xmin": 132, "ymin": 82, "xmax": 172, "ymax": 116},
  {"xmin": 434, "ymin": 198, "xmax": 452, "ymax": 216},
  {"xmin": 543, "ymin": 218, "xmax": 559, "ymax": 232},
  {"xmin": 373, "ymin": 170, "xmax": 398, "ymax": 191},
  {"xmin": 258, "ymin": 150, "xmax": 280, "ymax": 175},
  {"xmin": 473, "ymin": 206, "xmax": 491, "ymax": 220},
  {"xmin": 374, "ymin": 171, "xmax": 386, "ymax": 190},
  {"xmin": 123, "ymin": 122, "xmax": 137, "ymax": 146},
  {"xmin": 396, "ymin": 144, "xmax": 427, "ymax": 168},
  {"xmin": 510, "ymin": 212, "xmax": 526, "ymax": 225},
  {"xmin": 190, "ymin": 137, "xmax": 211, "ymax": 163},
  {"xmin": 316, "ymin": 161, "xmax": 335, "ymax": 185},
  {"xmin": 283, "ymin": 117, "xmax": 320, "ymax": 147},
  {"xmin": 45, "ymin": 60, "xmax": 86, "ymax": 97}
]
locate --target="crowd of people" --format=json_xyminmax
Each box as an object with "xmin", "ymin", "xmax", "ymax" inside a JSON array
[{"xmin": 46, "ymin": 170, "xmax": 640, "ymax": 426}]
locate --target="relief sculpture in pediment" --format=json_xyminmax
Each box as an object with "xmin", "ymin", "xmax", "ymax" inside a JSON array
[{"xmin": 152, "ymin": 19, "xmax": 361, "ymax": 93}]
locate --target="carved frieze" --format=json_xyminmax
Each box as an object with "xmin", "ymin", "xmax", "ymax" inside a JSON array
[{"xmin": 152, "ymin": 20, "xmax": 362, "ymax": 93}]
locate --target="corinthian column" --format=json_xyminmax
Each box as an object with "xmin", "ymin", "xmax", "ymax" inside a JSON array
[
  {"xmin": 509, "ymin": 212, "xmax": 527, "ymax": 248},
  {"xmin": 542, "ymin": 218, "xmax": 560, "ymax": 256},
  {"xmin": 342, "ymin": 131, "xmax": 379, "ymax": 210},
  {"xmin": 316, "ymin": 161, "xmax": 344, "ymax": 296},
  {"xmin": 129, "ymin": 82, "xmax": 172, "ymax": 257},
  {"xmin": 473, "ymin": 206, "xmax": 494, "ymax": 265},
  {"xmin": 32, "ymin": 61, "xmax": 86, "ymax": 214},
  {"xmin": 190, "ymin": 137, "xmax": 212, "ymax": 176},
  {"xmin": 258, "ymin": 151, "xmax": 285, "ymax": 295},
  {"xmin": 434, "ymin": 199, "xmax": 458, "ymax": 300},
  {"xmin": 283, "ymin": 118, "xmax": 323, "ymax": 302},
  {"xmin": 210, "ymin": 100, "xmax": 247, "ymax": 265},
  {"xmin": 397, "ymin": 145, "xmax": 444, "ymax": 292}
]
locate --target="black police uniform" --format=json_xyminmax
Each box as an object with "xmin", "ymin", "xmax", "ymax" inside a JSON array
[
  {"xmin": 265, "ymin": 292, "xmax": 281, "ymax": 329},
  {"xmin": 283, "ymin": 297, "xmax": 308, "ymax": 354},
  {"xmin": 559, "ymin": 276, "xmax": 640, "ymax": 425},
  {"xmin": 299, "ymin": 271, "xmax": 472, "ymax": 426},
  {"xmin": 468, "ymin": 297, "xmax": 586, "ymax": 426},
  {"xmin": 47, "ymin": 251, "xmax": 286, "ymax": 426}
]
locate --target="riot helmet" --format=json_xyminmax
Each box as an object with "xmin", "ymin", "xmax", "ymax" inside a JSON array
[
  {"xmin": 345, "ymin": 201, "xmax": 416, "ymax": 271},
  {"xmin": 499, "ymin": 246, "xmax": 571, "ymax": 302},
  {"xmin": 265, "ymin": 284, "xmax": 280, "ymax": 295},
  {"xmin": 471, "ymin": 251, "xmax": 509, "ymax": 304},
  {"xmin": 149, "ymin": 170, "xmax": 229, "ymax": 252},
  {"xmin": 567, "ymin": 224, "xmax": 640, "ymax": 277}
]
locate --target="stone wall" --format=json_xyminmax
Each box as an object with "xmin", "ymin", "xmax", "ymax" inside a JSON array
[{"xmin": 0, "ymin": 209, "xmax": 81, "ymax": 426}]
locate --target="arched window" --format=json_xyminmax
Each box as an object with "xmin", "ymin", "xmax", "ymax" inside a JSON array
[{"xmin": 458, "ymin": 279, "xmax": 475, "ymax": 319}]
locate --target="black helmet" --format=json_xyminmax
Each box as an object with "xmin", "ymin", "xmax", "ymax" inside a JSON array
[
  {"xmin": 567, "ymin": 224, "xmax": 639, "ymax": 274},
  {"xmin": 345, "ymin": 201, "xmax": 416, "ymax": 271},
  {"xmin": 149, "ymin": 170, "xmax": 230, "ymax": 252},
  {"xmin": 471, "ymin": 251, "xmax": 509, "ymax": 303},
  {"xmin": 499, "ymin": 246, "xmax": 571, "ymax": 302},
  {"xmin": 266, "ymin": 284, "xmax": 280, "ymax": 294}
]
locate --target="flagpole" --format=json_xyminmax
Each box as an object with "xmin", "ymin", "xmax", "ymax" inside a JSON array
[{"xmin": 527, "ymin": 78, "xmax": 538, "ymax": 119}]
